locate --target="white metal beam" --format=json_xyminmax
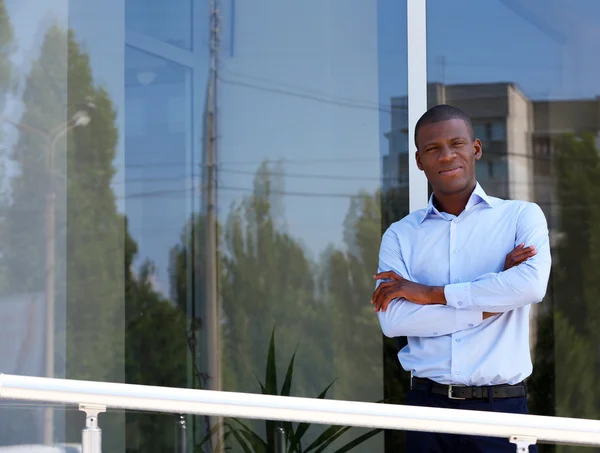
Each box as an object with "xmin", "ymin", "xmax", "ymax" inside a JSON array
[
  {"xmin": 407, "ymin": 0, "xmax": 429, "ymax": 212},
  {"xmin": 1, "ymin": 374, "xmax": 600, "ymax": 448}
]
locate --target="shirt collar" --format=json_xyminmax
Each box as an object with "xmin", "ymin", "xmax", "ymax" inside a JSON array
[{"xmin": 420, "ymin": 182, "xmax": 493, "ymax": 223}]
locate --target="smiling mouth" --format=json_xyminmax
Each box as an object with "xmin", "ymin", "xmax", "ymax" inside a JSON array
[{"xmin": 439, "ymin": 167, "xmax": 462, "ymax": 176}]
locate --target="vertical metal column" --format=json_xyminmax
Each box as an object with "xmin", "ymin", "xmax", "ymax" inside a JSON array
[
  {"xmin": 407, "ymin": 0, "xmax": 429, "ymax": 212},
  {"xmin": 80, "ymin": 404, "xmax": 106, "ymax": 453}
]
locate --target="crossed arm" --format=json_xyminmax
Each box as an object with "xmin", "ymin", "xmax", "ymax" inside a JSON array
[{"xmin": 375, "ymin": 203, "xmax": 551, "ymax": 338}]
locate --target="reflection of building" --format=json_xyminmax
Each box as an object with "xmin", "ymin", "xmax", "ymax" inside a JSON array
[
  {"xmin": 533, "ymin": 98, "xmax": 600, "ymax": 233},
  {"xmin": 385, "ymin": 82, "xmax": 600, "ymax": 232},
  {"xmin": 385, "ymin": 83, "xmax": 534, "ymax": 202}
]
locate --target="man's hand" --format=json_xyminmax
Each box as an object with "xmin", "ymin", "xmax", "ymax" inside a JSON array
[
  {"xmin": 371, "ymin": 271, "xmax": 445, "ymax": 312},
  {"xmin": 483, "ymin": 244, "xmax": 538, "ymax": 319},
  {"xmin": 373, "ymin": 244, "xmax": 538, "ymax": 313},
  {"xmin": 504, "ymin": 243, "xmax": 536, "ymax": 270}
]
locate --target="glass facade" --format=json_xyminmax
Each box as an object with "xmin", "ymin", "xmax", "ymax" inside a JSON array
[{"xmin": 0, "ymin": 1, "xmax": 598, "ymax": 453}]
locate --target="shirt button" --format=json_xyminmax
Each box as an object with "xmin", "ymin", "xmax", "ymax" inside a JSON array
[
  {"xmin": 453, "ymin": 279, "xmax": 459, "ymax": 283},
  {"xmin": 453, "ymin": 249, "xmax": 457, "ymax": 254},
  {"xmin": 457, "ymin": 302, "xmax": 463, "ymax": 306},
  {"xmin": 455, "ymin": 339, "xmax": 461, "ymax": 343},
  {"xmin": 468, "ymin": 324, "xmax": 474, "ymax": 327},
  {"xmin": 454, "ymin": 370, "xmax": 460, "ymax": 375},
  {"xmin": 433, "ymin": 332, "xmax": 438, "ymax": 335}
]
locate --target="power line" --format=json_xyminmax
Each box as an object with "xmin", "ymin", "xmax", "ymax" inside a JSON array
[
  {"xmin": 219, "ymin": 76, "xmax": 394, "ymax": 114},
  {"xmin": 116, "ymin": 168, "xmax": 381, "ymax": 184},
  {"xmin": 121, "ymin": 184, "xmax": 360, "ymax": 200}
]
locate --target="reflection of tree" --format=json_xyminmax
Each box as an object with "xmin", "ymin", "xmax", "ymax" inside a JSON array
[
  {"xmin": 0, "ymin": 1, "xmax": 12, "ymax": 93},
  {"xmin": 529, "ymin": 133, "xmax": 600, "ymax": 453},
  {"xmin": 0, "ymin": 24, "xmax": 187, "ymax": 452},
  {"xmin": 320, "ymin": 191, "xmax": 383, "ymax": 400},
  {"xmin": 380, "ymin": 187, "xmax": 411, "ymax": 453},
  {"xmin": 168, "ymin": 162, "xmax": 390, "ymax": 452},
  {"xmin": 219, "ymin": 162, "xmax": 331, "ymax": 398}
]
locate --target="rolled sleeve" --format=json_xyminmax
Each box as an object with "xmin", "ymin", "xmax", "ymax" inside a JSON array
[
  {"xmin": 444, "ymin": 282, "xmax": 473, "ymax": 309},
  {"xmin": 444, "ymin": 203, "xmax": 551, "ymax": 312}
]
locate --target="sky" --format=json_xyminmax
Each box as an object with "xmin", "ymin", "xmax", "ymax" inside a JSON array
[{"xmin": 4, "ymin": 0, "xmax": 600, "ymax": 296}]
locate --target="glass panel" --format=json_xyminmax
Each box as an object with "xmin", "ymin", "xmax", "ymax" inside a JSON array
[
  {"xmin": 0, "ymin": 0, "xmax": 408, "ymax": 452},
  {"xmin": 217, "ymin": 1, "xmax": 405, "ymax": 433},
  {"xmin": 126, "ymin": 0, "xmax": 193, "ymax": 50},
  {"xmin": 427, "ymin": 1, "xmax": 600, "ymax": 451}
]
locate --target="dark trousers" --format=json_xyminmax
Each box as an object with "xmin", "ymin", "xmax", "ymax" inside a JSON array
[{"xmin": 406, "ymin": 388, "xmax": 538, "ymax": 453}]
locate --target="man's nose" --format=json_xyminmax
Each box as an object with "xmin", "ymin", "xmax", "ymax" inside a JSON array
[{"xmin": 438, "ymin": 145, "xmax": 456, "ymax": 161}]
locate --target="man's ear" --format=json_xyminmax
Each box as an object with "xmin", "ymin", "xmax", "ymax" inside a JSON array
[
  {"xmin": 415, "ymin": 150, "xmax": 424, "ymax": 170},
  {"xmin": 474, "ymin": 139, "xmax": 483, "ymax": 160}
]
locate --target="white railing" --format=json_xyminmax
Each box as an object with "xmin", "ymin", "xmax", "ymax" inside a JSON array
[{"xmin": 1, "ymin": 374, "xmax": 600, "ymax": 453}]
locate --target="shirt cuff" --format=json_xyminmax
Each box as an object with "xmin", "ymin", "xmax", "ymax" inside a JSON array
[
  {"xmin": 456, "ymin": 309, "xmax": 482, "ymax": 330},
  {"xmin": 444, "ymin": 282, "xmax": 473, "ymax": 309}
]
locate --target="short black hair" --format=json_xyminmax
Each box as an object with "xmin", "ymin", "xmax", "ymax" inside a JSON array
[{"xmin": 414, "ymin": 104, "xmax": 474, "ymax": 149}]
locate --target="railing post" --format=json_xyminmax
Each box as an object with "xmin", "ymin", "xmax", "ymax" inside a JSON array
[
  {"xmin": 510, "ymin": 435, "xmax": 537, "ymax": 452},
  {"xmin": 176, "ymin": 414, "xmax": 187, "ymax": 453},
  {"xmin": 80, "ymin": 404, "xmax": 106, "ymax": 453},
  {"xmin": 275, "ymin": 422, "xmax": 286, "ymax": 453}
]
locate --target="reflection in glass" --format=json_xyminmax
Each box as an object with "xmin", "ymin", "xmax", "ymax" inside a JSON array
[
  {"xmin": 0, "ymin": 0, "xmax": 411, "ymax": 452},
  {"xmin": 427, "ymin": 3, "xmax": 600, "ymax": 451}
]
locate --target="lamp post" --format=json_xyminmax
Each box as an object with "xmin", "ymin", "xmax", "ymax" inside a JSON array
[{"xmin": 1, "ymin": 106, "xmax": 93, "ymax": 444}]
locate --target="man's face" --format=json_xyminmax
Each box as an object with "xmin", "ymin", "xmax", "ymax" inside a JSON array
[{"xmin": 415, "ymin": 118, "xmax": 482, "ymax": 196}]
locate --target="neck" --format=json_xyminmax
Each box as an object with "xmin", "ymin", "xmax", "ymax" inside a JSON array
[{"xmin": 433, "ymin": 182, "xmax": 477, "ymax": 216}]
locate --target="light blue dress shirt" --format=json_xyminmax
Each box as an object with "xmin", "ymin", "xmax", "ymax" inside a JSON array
[{"xmin": 376, "ymin": 183, "xmax": 551, "ymax": 386}]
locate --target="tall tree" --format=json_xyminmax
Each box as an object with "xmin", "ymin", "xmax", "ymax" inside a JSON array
[
  {"xmin": 218, "ymin": 162, "xmax": 331, "ymax": 397},
  {"xmin": 552, "ymin": 133, "xmax": 600, "ymax": 419},
  {"xmin": 0, "ymin": 0, "xmax": 15, "ymax": 291},
  {"xmin": 0, "ymin": 24, "xmax": 188, "ymax": 452},
  {"xmin": 320, "ymin": 190, "xmax": 405, "ymax": 453}
]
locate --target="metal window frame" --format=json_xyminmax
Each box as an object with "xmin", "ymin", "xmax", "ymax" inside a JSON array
[{"xmin": 407, "ymin": 0, "xmax": 429, "ymax": 212}]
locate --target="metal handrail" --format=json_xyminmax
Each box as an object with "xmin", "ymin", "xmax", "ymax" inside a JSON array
[{"xmin": 1, "ymin": 374, "xmax": 599, "ymax": 453}]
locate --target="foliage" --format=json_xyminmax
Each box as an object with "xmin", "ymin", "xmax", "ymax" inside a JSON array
[
  {"xmin": 552, "ymin": 134, "xmax": 600, "ymax": 424},
  {"xmin": 219, "ymin": 162, "xmax": 332, "ymax": 398},
  {"xmin": 200, "ymin": 329, "xmax": 382, "ymax": 453}
]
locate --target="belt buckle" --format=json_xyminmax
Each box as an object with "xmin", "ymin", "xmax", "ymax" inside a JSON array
[{"xmin": 448, "ymin": 384, "xmax": 466, "ymax": 400}]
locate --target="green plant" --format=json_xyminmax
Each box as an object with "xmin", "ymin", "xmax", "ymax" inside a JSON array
[{"xmin": 199, "ymin": 329, "xmax": 382, "ymax": 453}]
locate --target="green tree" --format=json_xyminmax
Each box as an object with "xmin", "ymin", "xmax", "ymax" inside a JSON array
[
  {"xmin": 552, "ymin": 134, "xmax": 600, "ymax": 424},
  {"xmin": 0, "ymin": 23, "xmax": 188, "ymax": 452},
  {"xmin": 219, "ymin": 162, "xmax": 331, "ymax": 399},
  {"xmin": 319, "ymin": 191, "xmax": 383, "ymax": 400},
  {"xmin": 0, "ymin": 0, "xmax": 16, "ymax": 291},
  {"xmin": 0, "ymin": 1, "xmax": 12, "ymax": 92},
  {"xmin": 320, "ymin": 189, "xmax": 407, "ymax": 453}
]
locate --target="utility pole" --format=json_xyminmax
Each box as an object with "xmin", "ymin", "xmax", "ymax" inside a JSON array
[{"xmin": 205, "ymin": 0, "xmax": 223, "ymax": 450}]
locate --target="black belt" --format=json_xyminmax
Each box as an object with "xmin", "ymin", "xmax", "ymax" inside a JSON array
[{"xmin": 411, "ymin": 377, "xmax": 526, "ymax": 400}]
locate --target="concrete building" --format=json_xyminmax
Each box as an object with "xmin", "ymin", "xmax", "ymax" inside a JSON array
[{"xmin": 385, "ymin": 83, "xmax": 600, "ymax": 230}]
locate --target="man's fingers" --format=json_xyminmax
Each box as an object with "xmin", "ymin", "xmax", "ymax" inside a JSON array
[
  {"xmin": 381, "ymin": 298, "xmax": 394, "ymax": 312},
  {"xmin": 374, "ymin": 287, "xmax": 398, "ymax": 312},
  {"xmin": 374, "ymin": 271, "xmax": 403, "ymax": 281},
  {"xmin": 508, "ymin": 245, "xmax": 536, "ymax": 258},
  {"xmin": 511, "ymin": 248, "xmax": 537, "ymax": 261},
  {"xmin": 371, "ymin": 280, "xmax": 395, "ymax": 304}
]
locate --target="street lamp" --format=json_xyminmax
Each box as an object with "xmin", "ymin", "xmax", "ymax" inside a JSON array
[{"xmin": 1, "ymin": 105, "xmax": 93, "ymax": 445}]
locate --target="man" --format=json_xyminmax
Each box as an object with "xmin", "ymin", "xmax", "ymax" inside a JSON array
[{"xmin": 372, "ymin": 104, "xmax": 551, "ymax": 453}]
